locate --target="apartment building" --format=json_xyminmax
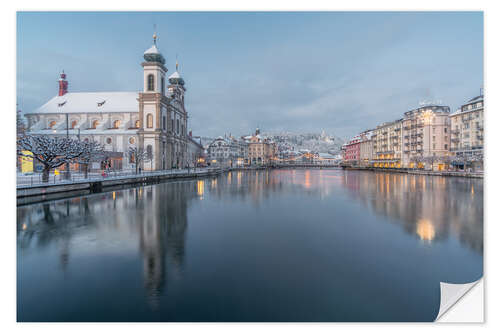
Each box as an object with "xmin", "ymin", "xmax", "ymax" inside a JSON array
[
  {"xmin": 449, "ymin": 94, "xmax": 484, "ymax": 170},
  {"xmin": 371, "ymin": 119, "xmax": 403, "ymax": 168},
  {"xmin": 401, "ymin": 105, "xmax": 451, "ymax": 170}
]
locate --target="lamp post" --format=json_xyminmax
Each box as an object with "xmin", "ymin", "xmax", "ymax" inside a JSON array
[{"xmin": 65, "ymin": 113, "xmax": 71, "ymax": 180}]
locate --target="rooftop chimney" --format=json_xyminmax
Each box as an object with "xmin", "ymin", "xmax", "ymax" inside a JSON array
[{"xmin": 58, "ymin": 70, "xmax": 68, "ymax": 96}]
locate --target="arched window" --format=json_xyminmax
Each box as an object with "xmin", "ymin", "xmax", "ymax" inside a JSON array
[
  {"xmin": 48, "ymin": 120, "xmax": 57, "ymax": 129},
  {"xmin": 162, "ymin": 116, "xmax": 166, "ymax": 130},
  {"xmin": 113, "ymin": 120, "xmax": 121, "ymax": 129},
  {"xmin": 71, "ymin": 120, "xmax": 78, "ymax": 129},
  {"xmin": 147, "ymin": 114, "xmax": 153, "ymax": 128},
  {"xmin": 91, "ymin": 120, "xmax": 99, "ymax": 129},
  {"xmin": 146, "ymin": 145, "xmax": 153, "ymax": 159},
  {"xmin": 135, "ymin": 120, "xmax": 140, "ymax": 128},
  {"xmin": 161, "ymin": 77, "xmax": 165, "ymax": 95},
  {"xmin": 106, "ymin": 137, "xmax": 112, "ymax": 145},
  {"xmin": 147, "ymin": 74, "xmax": 155, "ymax": 91}
]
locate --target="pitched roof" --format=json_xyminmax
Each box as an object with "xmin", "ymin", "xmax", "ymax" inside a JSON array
[{"xmin": 27, "ymin": 92, "xmax": 139, "ymax": 114}]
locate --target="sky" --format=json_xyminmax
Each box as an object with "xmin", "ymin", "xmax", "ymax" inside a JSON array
[{"xmin": 17, "ymin": 11, "xmax": 483, "ymax": 139}]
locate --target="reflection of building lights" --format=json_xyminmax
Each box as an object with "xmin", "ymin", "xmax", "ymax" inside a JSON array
[
  {"xmin": 112, "ymin": 191, "xmax": 116, "ymax": 200},
  {"xmin": 211, "ymin": 178, "xmax": 217, "ymax": 189},
  {"xmin": 304, "ymin": 170, "xmax": 311, "ymax": 188},
  {"xmin": 471, "ymin": 185, "xmax": 474, "ymax": 195},
  {"xmin": 416, "ymin": 218, "xmax": 435, "ymax": 242},
  {"xmin": 22, "ymin": 223, "xmax": 27, "ymax": 230},
  {"xmin": 197, "ymin": 180, "xmax": 204, "ymax": 197}
]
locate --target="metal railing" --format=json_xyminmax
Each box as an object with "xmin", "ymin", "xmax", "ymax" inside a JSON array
[{"xmin": 16, "ymin": 167, "xmax": 223, "ymax": 188}]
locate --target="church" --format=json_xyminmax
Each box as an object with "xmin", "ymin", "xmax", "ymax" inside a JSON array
[{"xmin": 24, "ymin": 34, "xmax": 190, "ymax": 171}]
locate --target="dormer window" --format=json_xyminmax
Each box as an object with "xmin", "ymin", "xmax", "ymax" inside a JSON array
[
  {"xmin": 135, "ymin": 120, "xmax": 140, "ymax": 128},
  {"xmin": 112, "ymin": 120, "xmax": 121, "ymax": 129},
  {"xmin": 147, "ymin": 74, "xmax": 155, "ymax": 91},
  {"xmin": 91, "ymin": 120, "xmax": 99, "ymax": 129},
  {"xmin": 48, "ymin": 120, "xmax": 57, "ymax": 129},
  {"xmin": 97, "ymin": 100, "xmax": 106, "ymax": 107}
]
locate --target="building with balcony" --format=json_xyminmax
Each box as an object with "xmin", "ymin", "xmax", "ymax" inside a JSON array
[
  {"xmin": 371, "ymin": 119, "xmax": 403, "ymax": 168},
  {"xmin": 401, "ymin": 105, "xmax": 451, "ymax": 170},
  {"xmin": 449, "ymin": 94, "xmax": 484, "ymax": 170}
]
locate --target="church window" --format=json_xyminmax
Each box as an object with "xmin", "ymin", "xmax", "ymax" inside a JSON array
[
  {"xmin": 106, "ymin": 137, "xmax": 112, "ymax": 144},
  {"xmin": 135, "ymin": 120, "xmax": 140, "ymax": 128},
  {"xmin": 48, "ymin": 120, "xmax": 57, "ymax": 129},
  {"xmin": 91, "ymin": 120, "xmax": 99, "ymax": 129},
  {"xmin": 147, "ymin": 74, "xmax": 155, "ymax": 91},
  {"xmin": 146, "ymin": 145, "xmax": 153, "ymax": 158},
  {"xmin": 129, "ymin": 137, "xmax": 135, "ymax": 144},
  {"xmin": 113, "ymin": 120, "xmax": 121, "ymax": 129},
  {"xmin": 71, "ymin": 120, "xmax": 78, "ymax": 129},
  {"xmin": 162, "ymin": 116, "xmax": 166, "ymax": 130},
  {"xmin": 147, "ymin": 114, "xmax": 153, "ymax": 128},
  {"xmin": 176, "ymin": 119, "xmax": 179, "ymax": 134},
  {"xmin": 161, "ymin": 77, "xmax": 165, "ymax": 95}
]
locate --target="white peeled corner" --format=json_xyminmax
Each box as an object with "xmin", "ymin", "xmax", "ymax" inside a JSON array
[{"xmin": 435, "ymin": 278, "xmax": 483, "ymax": 322}]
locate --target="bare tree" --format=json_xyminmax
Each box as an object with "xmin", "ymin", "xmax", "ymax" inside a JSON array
[
  {"xmin": 16, "ymin": 108, "xmax": 26, "ymax": 138},
  {"xmin": 128, "ymin": 147, "xmax": 150, "ymax": 174},
  {"xmin": 75, "ymin": 140, "xmax": 105, "ymax": 178},
  {"xmin": 17, "ymin": 135, "xmax": 84, "ymax": 182},
  {"xmin": 423, "ymin": 155, "xmax": 441, "ymax": 171}
]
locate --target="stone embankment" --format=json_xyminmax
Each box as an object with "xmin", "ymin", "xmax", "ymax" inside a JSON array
[{"xmin": 342, "ymin": 166, "xmax": 483, "ymax": 178}]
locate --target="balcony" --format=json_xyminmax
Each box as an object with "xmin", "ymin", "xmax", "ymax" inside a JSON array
[
  {"xmin": 451, "ymin": 138, "xmax": 460, "ymax": 142},
  {"xmin": 477, "ymin": 135, "xmax": 483, "ymax": 140},
  {"xmin": 451, "ymin": 130, "xmax": 460, "ymax": 135},
  {"xmin": 394, "ymin": 127, "xmax": 401, "ymax": 131},
  {"xmin": 417, "ymin": 123, "xmax": 424, "ymax": 128},
  {"xmin": 403, "ymin": 126, "xmax": 410, "ymax": 130}
]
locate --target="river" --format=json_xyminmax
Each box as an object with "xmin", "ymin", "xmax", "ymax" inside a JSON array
[{"xmin": 17, "ymin": 169, "xmax": 483, "ymax": 321}]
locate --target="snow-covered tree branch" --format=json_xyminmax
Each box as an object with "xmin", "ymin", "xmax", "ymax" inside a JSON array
[{"xmin": 17, "ymin": 135, "xmax": 84, "ymax": 182}]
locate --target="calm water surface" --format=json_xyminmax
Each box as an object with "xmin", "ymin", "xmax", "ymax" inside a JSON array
[{"xmin": 17, "ymin": 169, "xmax": 483, "ymax": 321}]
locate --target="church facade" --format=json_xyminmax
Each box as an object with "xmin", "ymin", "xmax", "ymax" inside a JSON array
[{"xmin": 24, "ymin": 35, "xmax": 189, "ymax": 171}]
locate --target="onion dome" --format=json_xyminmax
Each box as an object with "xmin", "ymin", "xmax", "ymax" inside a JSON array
[
  {"xmin": 143, "ymin": 33, "xmax": 165, "ymax": 64},
  {"xmin": 168, "ymin": 70, "xmax": 185, "ymax": 85}
]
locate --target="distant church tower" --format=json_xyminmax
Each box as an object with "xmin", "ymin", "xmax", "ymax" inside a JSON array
[
  {"xmin": 58, "ymin": 70, "xmax": 68, "ymax": 96},
  {"xmin": 138, "ymin": 33, "xmax": 170, "ymax": 170}
]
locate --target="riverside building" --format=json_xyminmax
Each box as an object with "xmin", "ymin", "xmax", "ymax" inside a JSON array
[
  {"xmin": 449, "ymin": 94, "xmax": 484, "ymax": 170},
  {"xmin": 24, "ymin": 34, "xmax": 190, "ymax": 171},
  {"xmin": 401, "ymin": 105, "xmax": 451, "ymax": 170},
  {"xmin": 371, "ymin": 119, "xmax": 403, "ymax": 168}
]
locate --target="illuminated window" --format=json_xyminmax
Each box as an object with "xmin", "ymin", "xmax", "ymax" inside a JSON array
[
  {"xmin": 147, "ymin": 74, "xmax": 155, "ymax": 91},
  {"xmin": 135, "ymin": 120, "xmax": 140, "ymax": 128},
  {"xmin": 71, "ymin": 120, "xmax": 78, "ymax": 129},
  {"xmin": 147, "ymin": 114, "xmax": 153, "ymax": 128},
  {"xmin": 129, "ymin": 137, "xmax": 135, "ymax": 144},
  {"xmin": 91, "ymin": 120, "xmax": 99, "ymax": 129},
  {"xmin": 113, "ymin": 120, "xmax": 121, "ymax": 129},
  {"xmin": 48, "ymin": 120, "xmax": 57, "ymax": 129}
]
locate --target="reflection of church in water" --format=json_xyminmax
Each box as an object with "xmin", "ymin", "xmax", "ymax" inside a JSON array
[
  {"xmin": 137, "ymin": 181, "xmax": 196, "ymax": 306},
  {"xmin": 17, "ymin": 181, "xmax": 199, "ymax": 309}
]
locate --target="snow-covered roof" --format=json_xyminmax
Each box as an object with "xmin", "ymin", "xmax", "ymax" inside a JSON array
[
  {"xmin": 144, "ymin": 44, "xmax": 160, "ymax": 55},
  {"xmin": 27, "ymin": 92, "xmax": 139, "ymax": 114},
  {"xmin": 169, "ymin": 71, "xmax": 181, "ymax": 79}
]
